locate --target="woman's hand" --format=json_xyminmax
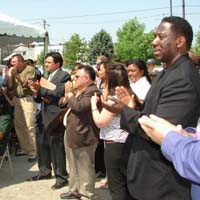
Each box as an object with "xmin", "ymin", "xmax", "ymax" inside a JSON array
[
  {"xmin": 91, "ymin": 92, "xmax": 99, "ymax": 107},
  {"xmin": 115, "ymin": 86, "xmax": 136, "ymax": 109}
]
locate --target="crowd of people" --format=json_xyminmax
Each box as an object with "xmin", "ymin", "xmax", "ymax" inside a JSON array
[{"xmin": 0, "ymin": 16, "xmax": 200, "ymax": 200}]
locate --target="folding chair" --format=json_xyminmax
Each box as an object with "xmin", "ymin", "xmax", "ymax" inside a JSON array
[{"xmin": 0, "ymin": 144, "xmax": 14, "ymax": 176}]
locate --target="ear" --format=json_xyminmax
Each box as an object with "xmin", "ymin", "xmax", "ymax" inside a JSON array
[
  {"xmin": 141, "ymin": 69, "xmax": 144, "ymax": 76},
  {"xmin": 176, "ymin": 36, "xmax": 186, "ymax": 49},
  {"xmin": 85, "ymin": 74, "xmax": 90, "ymax": 81}
]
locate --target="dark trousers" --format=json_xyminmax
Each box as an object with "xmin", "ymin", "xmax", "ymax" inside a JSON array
[
  {"xmin": 35, "ymin": 111, "xmax": 68, "ymax": 183},
  {"xmin": 104, "ymin": 142, "xmax": 134, "ymax": 200},
  {"xmin": 95, "ymin": 139, "xmax": 106, "ymax": 174}
]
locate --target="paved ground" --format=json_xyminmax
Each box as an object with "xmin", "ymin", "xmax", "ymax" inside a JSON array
[{"xmin": 0, "ymin": 154, "xmax": 111, "ymax": 200}]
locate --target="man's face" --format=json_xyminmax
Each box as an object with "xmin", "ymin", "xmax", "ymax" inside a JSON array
[
  {"xmin": 74, "ymin": 69, "xmax": 89, "ymax": 90},
  {"xmin": 10, "ymin": 56, "xmax": 24, "ymax": 71},
  {"xmin": 45, "ymin": 56, "xmax": 60, "ymax": 73},
  {"xmin": 151, "ymin": 22, "xmax": 179, "ymax": 66}
]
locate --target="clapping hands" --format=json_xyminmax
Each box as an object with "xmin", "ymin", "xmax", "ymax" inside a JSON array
[{"xmin": 138, "ymin": 114, "xmax": 196, "ymax": 145}]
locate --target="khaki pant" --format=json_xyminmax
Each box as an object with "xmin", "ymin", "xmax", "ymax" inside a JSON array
[
  {"xmin": 66, "ymin": 141, "xmax": 97, "ymax": 200},
  {"xmin": 13, "ymin": 96, "xmax": 37, "ymax": 156}
]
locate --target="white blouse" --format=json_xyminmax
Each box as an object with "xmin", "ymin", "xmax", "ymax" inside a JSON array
[
  {"xmin": 100, "ymin": 114, "xmax": 129, "ymax": 143},
  {"xmin": 130, "ymin": 76, "xmax": 151, "ymax": 101}
]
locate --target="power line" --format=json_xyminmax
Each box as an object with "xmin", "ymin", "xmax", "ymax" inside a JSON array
[
  {"xmin": 28, "ymin": 12, "xmax": 200, "ymax": 26},
  {"xmin": 22, "ymin": 5, "xmax": 200, "ymax": 22},
  {"xmin": 48, "ymin": 14, "xmax": 166, "ymax": 25},
  {"xmin": 22, "ymin": 7, "xmax": 168, "ymax": 21}
]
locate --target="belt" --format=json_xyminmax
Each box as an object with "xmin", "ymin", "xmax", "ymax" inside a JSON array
[
  {"xmin": 15, "ymin": 95, "xmax": 31, "ymax": 98},
  {"xmin": 104, "ymin": 140, "xmax": 116, "ymax": 144}
]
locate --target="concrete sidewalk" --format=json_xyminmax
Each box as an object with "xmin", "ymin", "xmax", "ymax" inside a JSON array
[{"xmin": 0, "ymin": 155, "xmax": 111, "ymax": 200}]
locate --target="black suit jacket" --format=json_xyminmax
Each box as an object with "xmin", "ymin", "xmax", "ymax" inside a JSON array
[
  {"xmin": 36, "ymin": 68, "xmax": 71, "ymax": 131},
  {"xmin": 121, "ymin": 54, "xmax": 200, "ymax": 200}
]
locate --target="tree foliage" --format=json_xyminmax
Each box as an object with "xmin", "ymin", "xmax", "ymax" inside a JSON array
[
  {"xmin": 37, "ymin": 50, "xmax": 45, "ymax": 66},
  {"xmin": 194, "ymin": 30, "xmax": 200, "ymax": 54},
  {"xmin": 63, "ymin": 34, "xmax": 88, "ymax": 69},
  {"xmin": 88, "ymin": 29, "xmax": 114, "ymax": 64},
  {"xmin": 115, "ymin": 18, "xmax": 154, "ymax": 62}
]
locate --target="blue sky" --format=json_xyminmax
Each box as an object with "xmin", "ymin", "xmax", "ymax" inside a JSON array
[{"xmin": 1, "ymin": 0, "xmax": 200, "ymax": 44}]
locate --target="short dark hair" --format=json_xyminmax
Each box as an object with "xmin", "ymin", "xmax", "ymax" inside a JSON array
[
  {"xmin": 77, "ymin": 64, "xmax": 96, "ymax": 81},
  {"xmin": 146, "ymin": 58, "xmax": 156, "ymax": 65},
  {"xmin": 45, "ymin": 52, "xmax": 63, "ymax": 67},
  {"xmin": 26, "ymin": 58, "xmax": 35, "ymax": 66},
  {"xmin": 161, "ymin": 16, "xmax": 193, "ymax": 50},
  {"xmin": 11, "ymin": 54, "xmax": 25, "ymax": 62}
]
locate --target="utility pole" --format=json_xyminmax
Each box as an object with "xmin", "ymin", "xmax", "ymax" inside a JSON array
[
  {"xmin": 182, "ymin": 0, "xmax": 185, "ymax": 19},
  {"xmin": 43, "ymin": 19, "xmax": 47, "ymax": 30},
  {"xmin": 170, "ymin": 0, "xmax": 173, "ymax": 16},
  {"xmin": 43, "ymin": 19, "xmax": 48, "ymax": 77}
]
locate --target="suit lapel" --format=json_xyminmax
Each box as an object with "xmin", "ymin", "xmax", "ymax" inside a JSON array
[{"xmin": 50, "ymin": 68, "xmax": 61, "ymax": 83}]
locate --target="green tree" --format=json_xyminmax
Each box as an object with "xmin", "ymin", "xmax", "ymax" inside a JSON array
[
  {"xmin": 115, "ymin": 18, "xmax": 154, "ymax": 62},
  {"xmin": 63, "ymin": 34, "xmax": 88, "ymax": 69},
  {"xmin": 194, "ymin": 30, "xmax": 200, "ymax": 54},
  {"xmin": 88, "ymin": 29, "xmax": 114, "ymax": 64},
  {"xmin": 37, "ymin": 50, "xmax": 45, "ymax": 66}
]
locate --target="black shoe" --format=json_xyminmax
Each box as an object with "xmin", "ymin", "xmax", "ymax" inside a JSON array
[
  {"xmin": 15, "ymin": 150, "xmax": 27, "ymax": 156},
  {"xmin": 96, "ymin": 171, "xmax": 106, "ymax": 178},
  {"xmin": 60, "ymin": 191, "xmax": 81, "ymax": 199},
  {"xmin": 26, "ymin": 174, "xmax": 52, "ymax": 181},
  {"xmin": 28, "ymin": 155, "xmax": 37, "ymax": 162},
  {"xmin": 51, "ymin": 180, "xmax": 68, "ymax": 190}
]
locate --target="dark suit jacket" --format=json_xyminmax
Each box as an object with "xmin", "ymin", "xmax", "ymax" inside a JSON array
[
  {"xmin": 121, "ymin": 54, "xmax": 200, "ymax": 200},
  {"xmin": 66, "ymin": 83, "xmax": 100, "ymax": 148},
  {"xmin": 35, "ymin": 68, "xmax": 71, "ymax": 133},
  {"xmin": 45, "ymin": 108, "xmax": 68, "ymax": 136}
]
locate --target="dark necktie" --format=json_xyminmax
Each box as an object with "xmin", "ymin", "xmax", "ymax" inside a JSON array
[{"xmin": 48, "ymin": 73, "xmax": 53, "ymax": 81}]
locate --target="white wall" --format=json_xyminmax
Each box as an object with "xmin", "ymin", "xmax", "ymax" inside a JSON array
[{"xmin": 34, "ymin": 44, "xmax": 64, "ymax": 60}]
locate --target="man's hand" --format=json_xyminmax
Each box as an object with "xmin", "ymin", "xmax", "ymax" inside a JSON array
[
  {"xmin": 138, "ymin": 114, "xmax": 196, "ymax": 145},
  {"xmin": 64, "ymin": 81, "xmax": 73, "ymax": 95},
  {"xmin": 0, "ymin": 87, "xmax": 6, "ymax": 96},
  {"xmin": 59, "ymin": 96, "xmax": 69, "ymax": 107},
  {"xmin": 0, "ymin": 131, "xmax": 4, "ymax": 140},
  {"xmin": 138, "ymin": 115, "xmax": 178, "ymax": 145},
  {"xmin": 8, "ymin": 67, "xmax": 17, "ymax": 77},
  {"xmin": 28, "ymin": 80, "xmax": 40, "ymax": 96}
]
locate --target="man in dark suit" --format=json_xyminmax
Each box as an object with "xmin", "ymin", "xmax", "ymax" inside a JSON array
[
  {"xmin": 59, "ymin": 64, "xmax": 100, "ymax": 200},
  {"xmin": 28, "ymin": 52, "xmax": 70, "ymax": 190},
  {"xmin": 106, "ymin": 16, "xmax": 200, "ymax": 200}
]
